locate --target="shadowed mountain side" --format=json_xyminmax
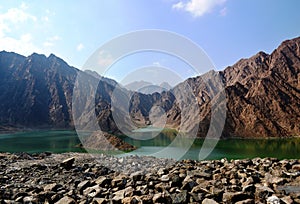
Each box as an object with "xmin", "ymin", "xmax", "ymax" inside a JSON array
[{"xmin": 0, "ymin": 36, "xmax": 299, "ymax": 137}]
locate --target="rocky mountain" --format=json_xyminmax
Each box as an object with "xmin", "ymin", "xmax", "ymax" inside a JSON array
[
  {"xmin": 0, "ymin": 36, "xmax": 299, "ymax": 138},
  {"xmin": 0, "ymin": 52, "xmax": 76, "ymax": 128},
  {"xmin": 222, "ymin": 38, "xmax": 300, "ymax": 137}
]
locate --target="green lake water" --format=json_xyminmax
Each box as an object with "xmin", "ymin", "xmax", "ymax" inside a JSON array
[{"xmin": 0, "ymin": 130, "xmax": 300, "ymax": 160}]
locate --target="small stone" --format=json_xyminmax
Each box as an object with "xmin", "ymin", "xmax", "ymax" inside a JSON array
[
  {"xmin": 189, "ymin": 192, "xmax": 202, "ymax": 202},
  {"xmin": 161, "ymin": 175, "xmax": 170, "ymax": 182},
  {"xmin": 55, "ymin": 196, "xmax": 76, "ymax": 204},
  {"xmin": 60, "ymin": 157, "xmax": 75, "ymax": 170},
  {"xmin": 196, "ymin": 171, "xmax": 212, "ymax": 179},
  {"xmin": 153, "ymin": 193, "xmax": 171, "ymax": 203},
  {"xmin": 44, "ymin": 183, "xmax": 60, "ymax": 192},
  {"xmin": 140, "ymin": 195, "xmax": 153, "ymax": 203},
  {"xmin": 280, "ymin": 196, "xmax": 293, "ymax": 204},
  {"xmin": 292, "ymin": 164, "xmax": 300, "ymax": 171},
  {"xmin": 182, "ymin": 177, "xmax": 197, "ymax": 190},
  {"xmin": 77, "ymin": 180, "xmax": 91, "ymax": 193},
  {"xmin": 95, "ymin": 176, "xmax": 111, "ymax": 187},
  {"xmin": 92, "ymin": 198, "xmax": 107, "ymax": 204},
  {"xmin": 242, "ymin": 184, "xmax": 255, "ymax": 194},
  {"xmin": 223, "ymin": 192, "xmax": 250, "ymax": 203},
  {"xmin": 83, "ymin": 185, "xmax": 101, "ymax": 196},
  {"xmin": 202, "ymin": 198, "xmax": 219, "ymax": 204},
  {"xmin": 124, "ymin": 186, "xmax": 135, "ymax": 197},
  {"xmin": 255, "ymin": 185, "xmax": 274, "ymax": 200},
  {"xmin": 112, "ymin": 189, "xmax": 125, "ymax": 202},
  {"xmin": 235, "ymin": 199, "xmax": 254, "ymax": 204},
  {"xmin": 191, "ymin": 185, "xmax": 210, "ymax": 194},
  {"xmin": 170, "ymin": 174, "xmax": 181, "ymax": 187},
  {"xmin": 155, "ymin": 182, "xmax": 168, "ymax": 192},
  {"xmin": 266, "ymin": 195, "xmax": 280, "ymax": 204},
  {"xmin": 122, "ymin": 196, "xmax": 142, "ymax": 204},
  {"xmin": 13, "ymin": 192, "xmax": 28, "ymax": 200},
  {"xmin": 171, "ymin": 190, "xmax": 187, "ymax": 204},
  {"xmin": 112, "ymin": 176, "xmax": 127, "ymax": 187},
  {"xmin": 23, "ymin": 196, "xmax": 36, "ymax": 203},
  {"xmin": 15, "ymin": 197, "xmax": 23, "ymax": 202},
  {"xmin": 131, "ymin": 171, "xmax": 144, "ymax": 182}
]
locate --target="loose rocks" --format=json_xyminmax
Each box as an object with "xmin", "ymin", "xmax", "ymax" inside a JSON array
[{"xmin": 0, "ymin": 153, "xmax": 300, "ymax": 203}]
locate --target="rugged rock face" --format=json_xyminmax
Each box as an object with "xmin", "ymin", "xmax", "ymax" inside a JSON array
[
  {"xmin": 222, "ymin": 38, "xmax": 300, "ymax": 137},
  {"xmin": 0, "ymin": 36, "xmax": 299, "ymax": 137},
  {"xmin": 161, "ymin": 37, "xmax": 300, "ymax": 138},
  {"xmin": 0, "ymin": 52, "xmax": 77, "ymax": 128}
]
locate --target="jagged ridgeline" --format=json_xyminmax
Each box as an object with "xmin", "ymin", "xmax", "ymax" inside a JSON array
[{"xmin": 0, "ymin": 37, "xmax": 299, "ymax": 137}]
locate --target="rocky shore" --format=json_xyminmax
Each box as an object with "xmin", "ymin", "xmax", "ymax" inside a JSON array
[{"xmin": 0, "ymin": 152, "xmax": 300, "ymax": 204}]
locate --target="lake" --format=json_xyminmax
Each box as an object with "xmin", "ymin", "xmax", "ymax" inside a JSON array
[{"xmin": 0, "ymin": 130, "xmax": 300, "ymax": 160}]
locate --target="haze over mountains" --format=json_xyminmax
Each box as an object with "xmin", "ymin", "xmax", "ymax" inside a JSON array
[
  {"xmin": 124, "ymin": 80, "xmax": 172, "ymax": 94},
  {"xmin": 0, "ymin": 37, "xmax": 299, "ymax": 138}
]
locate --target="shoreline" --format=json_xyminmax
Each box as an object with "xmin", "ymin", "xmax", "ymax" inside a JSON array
[
  {"xmin": 0, "ymin": 152, "xmax": 300, "ymax": 203},
  {"xmin": 1, "ymin": 128, "xmax": 299, "ymax": 139}
]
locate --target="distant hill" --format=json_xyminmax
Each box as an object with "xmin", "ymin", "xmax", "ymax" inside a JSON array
[{"xmin": 124, "ymin": 80, "xmax": 172, "ymax": 94}]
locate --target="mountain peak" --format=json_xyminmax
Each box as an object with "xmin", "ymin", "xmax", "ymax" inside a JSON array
[{"xmin": 29, "ymin": 52, "xmax": 47, "ymax": 59}]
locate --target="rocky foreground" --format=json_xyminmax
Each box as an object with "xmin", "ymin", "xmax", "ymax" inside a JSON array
[{"xmin": 0, "ymin": 153, "xmax": 300, "ymax": 204}]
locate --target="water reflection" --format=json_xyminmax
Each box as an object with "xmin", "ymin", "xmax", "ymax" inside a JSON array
[{"xmin": 0, "ymin": 130, "xmax": 300, "ymax": 160}]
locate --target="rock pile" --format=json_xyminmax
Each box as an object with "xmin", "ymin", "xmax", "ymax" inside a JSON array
[{"xmin": 0, "ymin": 152, "xmax": 300, "ymax": 203}]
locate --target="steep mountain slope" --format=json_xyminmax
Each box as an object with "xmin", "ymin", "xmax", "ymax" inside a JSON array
[
  {"xmin": 222, "ymin": 38, "xmax": 300, "ymax": 137},
  {"xmin": 0, "ymin": 36, "xmax": 299, "ymax": 138},
  {"xmin": 0, "ymin": 52, "xmax": 76, "ymax": 128}
]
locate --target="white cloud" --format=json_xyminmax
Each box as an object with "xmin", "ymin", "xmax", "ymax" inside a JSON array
[
  {"xmin": 0, "ymin": 7, "xmax": 37, "ymax": 24},
  {"xmin": 0, "ymin": 34, "xmax": 42, "ymax": 56},
  {"xmin": 42, "ymin": 16, "xmax": 49, "ymax": 22},
  {"xmin": 0, "ymin": 6, "xmax": 37, "ymax": 37},
  {"xmin": 0, "ymin": 3, "xmax": 39, "ymax": 55},
  {"xmin": 43, "ymin": 41, "xmax": 53, "ymax": 47},
  {"xmin": 20, "ymin": 33, "xmax": 32, "ymax": 42},
  {"xmin": 49, "ymin": 35, "xmax": 61, "ymax": 41},
  {"xmin": 20, "ymin": 2, "xmax": 29, "ymax": 10},
  {"xmin": 172, "ymin": 0, "xmax": 226, "ymax": 17},
  {"xmin": 43, "ymin": 35, "xmax": 61, "ymax": 47},
  {"xmin": 76, "ymin": 43, "xmax": 84, "ymax": 51}
]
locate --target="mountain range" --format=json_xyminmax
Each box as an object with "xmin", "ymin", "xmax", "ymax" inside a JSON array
[{"xmin": 0, "ymin": 37, "xmax": 299, "ymax": 138}]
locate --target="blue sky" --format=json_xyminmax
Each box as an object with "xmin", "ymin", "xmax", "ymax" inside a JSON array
[{"xmin": 1, "ymin": 0, "xmax": 300, "ymax": 84}]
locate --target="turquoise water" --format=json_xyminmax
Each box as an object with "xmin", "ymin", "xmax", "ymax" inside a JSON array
[
  {"xmin": 0, "ymin": 130, "xmax": 85, "ymax": 153},
  {"xmin": 0, "ymin": 130, "xmax": 300, "ymax": 160}
]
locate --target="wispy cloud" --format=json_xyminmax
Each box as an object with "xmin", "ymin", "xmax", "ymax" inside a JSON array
[
  {"xmin": 172, "ymin": 0, "xmax": 226, "ymax": 17},
  {"xmin": 43, "ymin": 35, "xmax": 61, "ymax": 47},
  {"xmin": 76, "ymin": 43, "xmax": 84, "ymax": 51}
]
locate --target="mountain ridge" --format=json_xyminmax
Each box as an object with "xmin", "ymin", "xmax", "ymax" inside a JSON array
[{"xmin": 0, "ymin": 36, "xmax": 299, "ymax": 137}]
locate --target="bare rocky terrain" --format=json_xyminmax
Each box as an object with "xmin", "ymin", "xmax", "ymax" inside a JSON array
[
  {"xmin": 0, "ymin": 37, "xmax": 299, "ymax": 138},
  {"xmin": 0, "ymin": 152, "xmax": 300, "ymax": 203}
]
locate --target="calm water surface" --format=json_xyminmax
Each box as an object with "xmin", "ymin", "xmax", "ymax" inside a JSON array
[{"xmin": 0, "ymin": 130, "xmax": 300, "ymax": 160}]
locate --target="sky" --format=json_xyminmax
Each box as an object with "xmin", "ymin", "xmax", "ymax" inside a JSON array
[{"xmin": 1, "ymin": 0, "xmax": 300, "ymax": 85}]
